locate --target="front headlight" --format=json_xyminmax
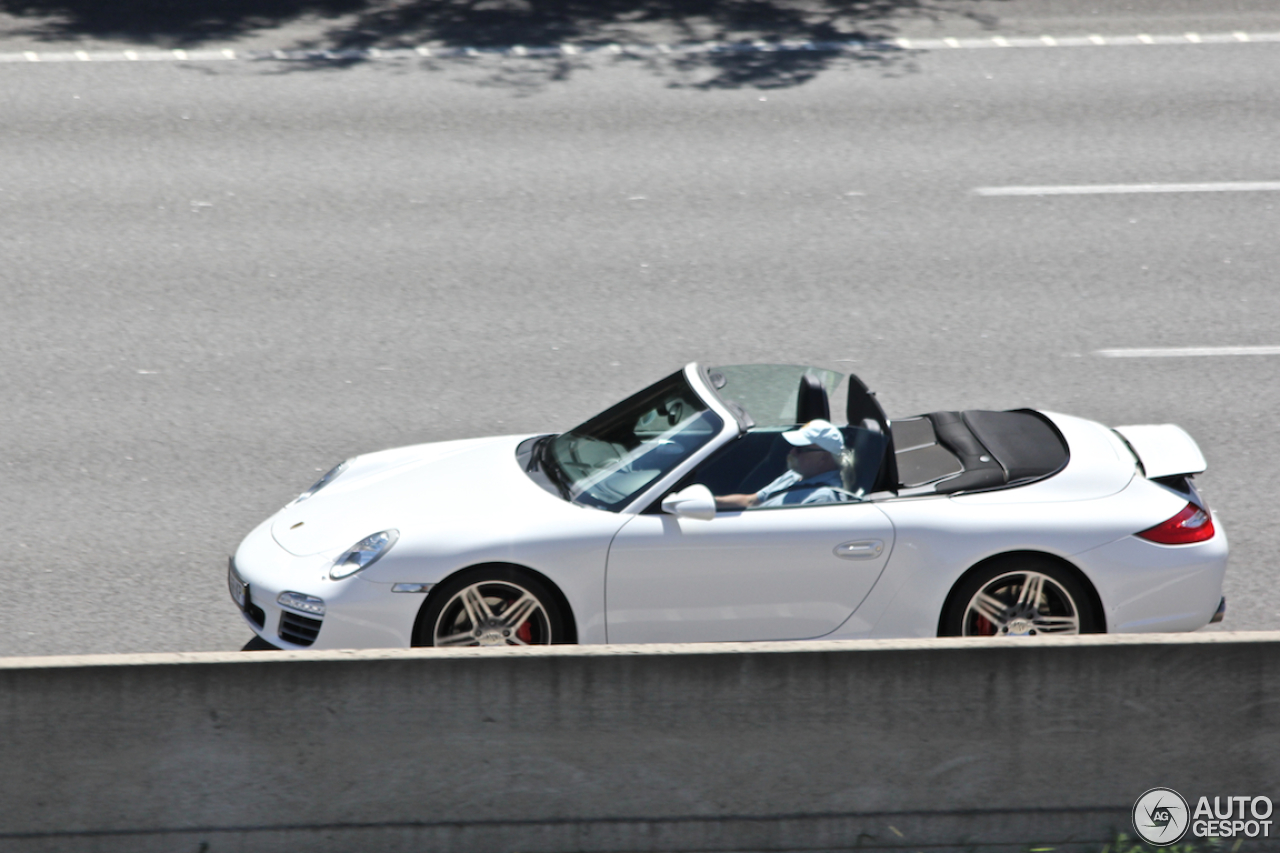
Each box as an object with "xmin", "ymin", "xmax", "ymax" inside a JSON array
[
  {"xmin": 289, "ymin": 460, "xmax": 349, "ymax": 506},
  {"xmin": 330, "ymin": 529, "xmax": 399, "ymax": 580}
]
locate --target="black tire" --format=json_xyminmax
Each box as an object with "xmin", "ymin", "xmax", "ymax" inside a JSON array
[
  {"xmin": 414, "ymin": 566, "xmax": 569, "ymax": 647},
  {"xmin": 939, "ymin": 555, "xmax": 1102, "ymax": 637}
]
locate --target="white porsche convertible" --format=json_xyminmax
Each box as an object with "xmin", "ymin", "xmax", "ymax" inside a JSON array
[{"xmin": 229, "ymin": 363, "xmax": 1227, "ymax": 650}]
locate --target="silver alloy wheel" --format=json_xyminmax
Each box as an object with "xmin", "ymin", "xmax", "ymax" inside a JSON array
[
  {"xmin": 432, "ymin": 580, "xmax": 552, "ymax": 647},
  {"xmin": 962, "ymin": 570, "xmax": 1081, "ymax": 636}
]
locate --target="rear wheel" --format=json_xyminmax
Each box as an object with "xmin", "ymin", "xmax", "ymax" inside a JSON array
[
  {"xmin": 416, "ymin": 567, "xmax": 567, "ymax": 647},
  {"xmin": 940, "ymin": 557, "xmax": 1101, "ymax": 637}
]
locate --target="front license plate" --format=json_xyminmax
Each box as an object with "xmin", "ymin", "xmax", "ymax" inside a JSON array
[{"xmin": 228, "ymin": 559, "xmax": 248, "ymax": 610}]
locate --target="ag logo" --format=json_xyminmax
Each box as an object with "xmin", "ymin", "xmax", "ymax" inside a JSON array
[{"xmin": 1133, "ymin": 787, "xmax": 1190, "ymax": 846}]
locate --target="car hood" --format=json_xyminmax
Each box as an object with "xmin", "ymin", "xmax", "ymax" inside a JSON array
[{"xmin": 270, "ymin": 434, "xmax": 557, "ymax": 557}]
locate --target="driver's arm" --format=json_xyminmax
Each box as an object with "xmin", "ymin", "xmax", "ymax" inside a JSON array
[{"xmin": 715, "ymin": 493, "xmax": 760, "ymax": 510}]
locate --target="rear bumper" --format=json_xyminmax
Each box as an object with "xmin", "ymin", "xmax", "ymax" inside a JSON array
[{"xmin": 1081, "ymin": 518, "xmax": 1229, "ymax": 632}]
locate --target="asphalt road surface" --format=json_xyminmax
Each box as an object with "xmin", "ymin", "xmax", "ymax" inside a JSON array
[{"xmin": 2, "ymin": 0, "xmax": 1277, "ymax": 656}]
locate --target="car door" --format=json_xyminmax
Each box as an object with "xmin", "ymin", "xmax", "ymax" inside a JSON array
[{"xmin": 604, "ymin": 502, "xmax": 895, "ymax": 643}]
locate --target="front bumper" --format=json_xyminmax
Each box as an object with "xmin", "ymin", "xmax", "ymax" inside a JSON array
[
  {"xmin": 229, "ymin": 519, "xmax": 424, "ymax": 650},
  {"xmin": 229, "ymin": 557, "xmax": 328, "ymax": 646}
]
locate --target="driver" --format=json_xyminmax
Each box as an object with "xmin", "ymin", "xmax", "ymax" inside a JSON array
[{"xmin": 715, "ymin": 420, "xmax": 847, "ymax": 510}]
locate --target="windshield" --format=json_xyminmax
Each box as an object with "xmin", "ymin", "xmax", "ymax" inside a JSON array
[
  {"xmin": 707, "ymin": 364, "xmax": 843, "ymax": 428},
  {"xmin": 547, "ymin": 370, "xmax": 724, "ymax": 511}
]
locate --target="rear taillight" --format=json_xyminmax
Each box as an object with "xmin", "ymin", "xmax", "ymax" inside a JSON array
[{"xmin": 1136, "ymin": 502, "xmax": 1215, "ymax": 545}]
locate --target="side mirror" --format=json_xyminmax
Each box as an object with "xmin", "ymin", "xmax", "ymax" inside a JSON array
[{"xmin": 660, "ymin": 484, "xmax": 716, "ymax": 521}]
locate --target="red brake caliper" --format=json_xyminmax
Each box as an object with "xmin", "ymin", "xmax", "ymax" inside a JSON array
[{"xmin": 502, "ymin": 594, "xmax": 535, "ymax": 643}]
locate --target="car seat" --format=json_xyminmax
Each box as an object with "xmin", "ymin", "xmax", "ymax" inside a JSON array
[{"xmin": 795, "ymin": 372, "xmax": 831, "ymax": 424}]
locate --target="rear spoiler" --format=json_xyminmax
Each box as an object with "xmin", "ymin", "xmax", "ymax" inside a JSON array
[{"xmin": 1112, "ymin": 424, "xmax": 1207, "ymax": 479}]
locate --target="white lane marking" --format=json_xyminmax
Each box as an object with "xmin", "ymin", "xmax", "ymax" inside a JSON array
[
  {"xmin": 1098, "ymin": 346, "xmax": 1280, "ymax": 358},
  {"xmin": 75, "ymin": 50, "xmax": 89, "ymax": 61},
  {"xmin": 975, "ymin": 181, "xmax": 1280, "ymax": 196},
  {"xmin": 1, "ymin": 30, "xmax": 1278, "ymax": 64}
]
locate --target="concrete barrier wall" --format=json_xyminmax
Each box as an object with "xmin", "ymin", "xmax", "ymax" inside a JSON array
[{"xmin": 2, "ymin": 633, "xmax": 1279, "ymax": 853}]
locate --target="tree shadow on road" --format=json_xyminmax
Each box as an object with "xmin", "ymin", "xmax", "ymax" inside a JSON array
[
  {"xmin": 0, "ymin": 0, "xmax": 365, "ymax": 45},
  {"xmin": 1, "ymin": 0, "xmax": 1003, "ymax": 88}
]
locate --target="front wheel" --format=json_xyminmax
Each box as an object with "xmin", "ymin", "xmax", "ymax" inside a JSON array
[
  {"xmin": 940, "ymin": 557, "xmax": 1101, "ymax": 637},
  {"xmin": 415, "ymin": 567, "xmax": 568, "ymax": 647}
]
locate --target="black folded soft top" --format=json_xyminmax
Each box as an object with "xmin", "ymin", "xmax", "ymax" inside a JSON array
[{"xmin": 892, "ymin": 409, "xmax": 1069, "ymax": 494}]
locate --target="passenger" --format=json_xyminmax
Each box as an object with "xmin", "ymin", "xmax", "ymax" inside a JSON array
[{"xmin": 715, "ymin": 419, "xmax": 847, "ymax": 510}]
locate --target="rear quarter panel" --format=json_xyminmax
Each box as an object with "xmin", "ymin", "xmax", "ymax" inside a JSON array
[{"xmin": 832, "ymin": 412, "xmax": 1203, "ymax": 638}]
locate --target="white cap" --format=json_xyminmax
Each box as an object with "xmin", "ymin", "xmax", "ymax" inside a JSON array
[{"xmin": 782, "ymin": 419, "xmax": 844, "ymax": 456}]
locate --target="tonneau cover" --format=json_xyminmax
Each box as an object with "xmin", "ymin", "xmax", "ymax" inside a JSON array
[
  {"xmin": 964, "ymin": 409, "xmax": 1069, "ymax": 482},
  {"xmin": 895, "ymin": 409, "xmax": 1069, "ymax": 494}
]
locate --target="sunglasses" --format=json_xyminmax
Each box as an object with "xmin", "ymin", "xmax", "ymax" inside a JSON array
[{"xmin": 789, "ymin": 445, "xmax": 826, "ymax": 454}]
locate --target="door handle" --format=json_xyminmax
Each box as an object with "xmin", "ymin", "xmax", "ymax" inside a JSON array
[{"xmin": 834, "ymin": 539, "xmax": 884, "ymax": 560}]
